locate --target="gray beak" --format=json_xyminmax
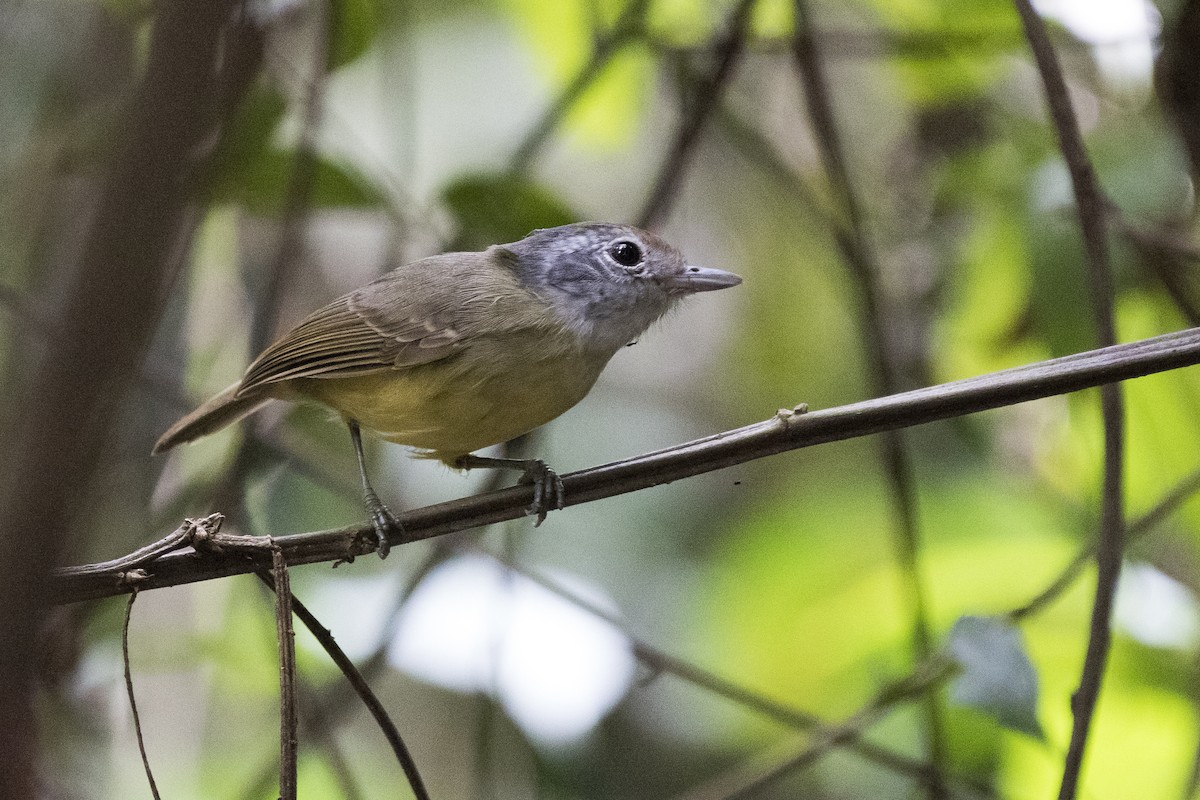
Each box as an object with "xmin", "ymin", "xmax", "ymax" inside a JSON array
[{"xmin": 662, "ymin": 265, "xmax": 744, "ymax": 294}]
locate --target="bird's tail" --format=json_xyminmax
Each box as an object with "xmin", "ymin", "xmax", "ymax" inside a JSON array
[{"xmin": 153, "ymin": 383, "xmax": 271, "ymax": 454}]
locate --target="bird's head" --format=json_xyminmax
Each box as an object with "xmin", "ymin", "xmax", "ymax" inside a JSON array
[{"xmin": 502, "ymin": 222, "xmax": 742, "ymax": 353}]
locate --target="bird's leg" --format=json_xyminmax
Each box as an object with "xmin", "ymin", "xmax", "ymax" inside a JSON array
[
  {"xmin": 348, "ymin": 420, "xmax": 400, "ymax": 559},
  {"xmin": 454, "ymin": 454, "xmax": 565, "ymax": 525}
]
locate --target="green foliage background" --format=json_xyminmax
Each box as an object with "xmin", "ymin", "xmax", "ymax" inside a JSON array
[{"xmin": 4, "ymin": 0, "xmax": 1200, "ymax": 797}]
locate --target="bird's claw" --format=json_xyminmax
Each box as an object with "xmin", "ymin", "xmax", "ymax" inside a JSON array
[
  {"xmin": 519, "ymin": 460, "xmax": 565, "ymax": 526},
  {"xmin": 363, "ymin": 489, "xmax": 401, "ymax": 559}
]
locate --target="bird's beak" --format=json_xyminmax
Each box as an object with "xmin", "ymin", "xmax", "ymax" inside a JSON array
[{"xmin": 661, "ymin": 265, "xmax": 744, "ymax": 294}]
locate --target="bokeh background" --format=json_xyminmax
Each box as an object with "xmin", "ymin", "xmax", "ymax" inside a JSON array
[{"xmin": 4, "ymin": 0, "xmax": 1200, "ymax": 797}]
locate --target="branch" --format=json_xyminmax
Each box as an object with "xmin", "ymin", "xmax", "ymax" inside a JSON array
[
  {"xmin": 121, "ymin": 592, "xmax": 162, "ymax": 800},
  {"xmin": 792, "ymin": 4, "xmax": 947, "ymax": 794},
  {"xmin": 1010, "ymin": 464, "xmax": 1200, "ymax": 622},
  {"xmin": 670, "ymin": 655, "xmax": 957, "ymax": 800},
  {"xmin": 0, "ymin": 0, "xmax": 241, "ymax": 794},
  {"xmin": 482, "ymin": 547, "xmax": 995, "ymax": 796},
  {"xmin": 49, "ymin": 326, "xmax": 1200, "ymax": 604},
  {"xmin": 271, "ymin": 548, "xmax": 298, "ymax": 800},
  {"xmin": 1012, "ymin": 4, "xmax": 1124, "ymax": 798},
  {"xmin": 253, "ymin": 569, "xmax": 432, "ymax": 800},
  {"xmin": 636, "ymin": 0, "xmax": 756, "ymax": 229}
]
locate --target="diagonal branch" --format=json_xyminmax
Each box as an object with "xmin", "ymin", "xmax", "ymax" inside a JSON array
[
  {"xmin": 254, "ymin": 569, "xmax": 432, "ymax": 800},
  {"xmin": 1010, "ymin": 464, "xmax": 1200, "ymax": 622},
  {"xmin": 49, "ymin": 326, "xmax": 1200, "ymax": 604}
]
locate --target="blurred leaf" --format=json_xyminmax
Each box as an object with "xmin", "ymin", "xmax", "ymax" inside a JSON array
[
  {"xmin": 563, "ymin": 44, "xmax": 653, "ymax": 149},
  {"xmin": 503, "ymin": 0, "xmax": 590, "ymax": 77},
  {"xmin": 208, "ymin": 84, "xmax": 384, "ymax": 213},
  {"xmin": 329, "ymin": 0, "xmax": 379, "ymax": 69},
  {"xmin": 505, "ymin": 0, "xmax": 652, "ymax": 149},
  {"xmin": 647, "ymin": 0, "xmax": 717, "ymax": 45},
  {"xmin": 442, "ymin": 173, "xmax": 578, "ymax": 249},
  {"xmin": 751, "ymin": 0, "xmax": 792, "ymax": 37},
  {"xmin": 948, "ymin": 615, "xmax": 1044, "ymax": 739},
  {"xmin": 211, "ymin": 85, "xmax": 288, "ymax": 184},
  {"xmin": 213, "ymin": 149, "xmax": 385, "ymax": 214},
  {"xmin": 860, "ymin": 0, "xmax": 1020, "ymax": 103}
]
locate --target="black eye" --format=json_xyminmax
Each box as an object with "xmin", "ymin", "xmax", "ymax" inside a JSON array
[{"xmin": 608, "ymin": 240, "xmax": 643, "ymax": 268}]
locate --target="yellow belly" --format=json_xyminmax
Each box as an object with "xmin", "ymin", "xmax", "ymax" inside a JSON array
[{"xmin": 288, "ymin": 337, "xmax": 606, "ymax": 464}]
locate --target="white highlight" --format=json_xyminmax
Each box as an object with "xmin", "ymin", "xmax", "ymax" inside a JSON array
[
  {"xmin": 1115, "ymin": 562, "xmax": 1200, "ymax": 650},
  {"xmin": 1033, "ymin": 0, "xmax": 1160, "ymax": 87},
  {"xmin": 389, "ymin": 555, "xmax": 636, "ymax": 745}
]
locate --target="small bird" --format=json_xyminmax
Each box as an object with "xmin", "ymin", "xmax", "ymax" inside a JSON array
[{"xmin": 155, "ymin": 222, "xmax": 742, "ymax": 556}]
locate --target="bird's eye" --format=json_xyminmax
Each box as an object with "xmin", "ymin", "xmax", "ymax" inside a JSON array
[{"xmin": 608, "ymin": 240, "xmax": 643, "ymax": 268}]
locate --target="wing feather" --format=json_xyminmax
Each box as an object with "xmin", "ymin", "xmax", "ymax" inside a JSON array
[
  {"xmin": 234, "ymin": 249, "xmax": 552, "ymax": 399},
  {"xmin": 237, "ymin": 270, "xmax": 470, "ymax": 396}
]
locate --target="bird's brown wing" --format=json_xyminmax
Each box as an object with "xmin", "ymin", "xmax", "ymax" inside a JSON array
[{"xmin": 235, "ymin": 265, "xmax": 474, "ymax": 397}]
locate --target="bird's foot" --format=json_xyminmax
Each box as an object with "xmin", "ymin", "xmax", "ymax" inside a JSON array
[
  {"xmin": 517, "ymin": 459, "xmax": 565, "ymax": 526},
  {"xmin": 454, "ymin": 454, "xmax": 565, "ymax": 525},
  {"xmin": 363, "ymin": 488, "xmax": 401, "ymax": 559}
]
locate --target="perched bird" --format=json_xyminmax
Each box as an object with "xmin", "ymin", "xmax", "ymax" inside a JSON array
[{"xmin": 155, "ymin": 222, "xmax": 742, "ymax": 556}]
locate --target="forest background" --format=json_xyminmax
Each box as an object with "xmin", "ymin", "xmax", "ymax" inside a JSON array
[{"xmin": 3, "ymin": 0, "xmax": 1200, "ymax": 798}]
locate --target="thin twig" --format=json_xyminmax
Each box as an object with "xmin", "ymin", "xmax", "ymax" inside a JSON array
[
  {"xmin": 182, "ymin": 530, "xmax": 427, "ymax": 797},
  {"xmin": 254, "ymin": 572, "xmax": 433, "ymax": 800},
  {"xmin": 272, "ymin": 547, "xmax": 299, "ymax": 800},
  {"xmin": 122, "ymin": 591, "xmax": 161, "ymax": 800},
  {"xmin": 480, "ymin": 547, "xmax": 996, "ymax": 797},
  {"xmin": 1012, "ymin": 4, "xmax": 1124, "ymax": 798},
  {"xmin": 636, "ymin": 0, "xmax": 757, "ymax": 229},
  {"xmin": 239, "ymin": 548, "xmax": 444, "ymax": 799},
  {"xmin": 791, "ymin": 3, "xmax": 947, "ymax": 795},
  {"xmin": 670, "ymin": 655, "xmax": 958, "ymax": 800},
  {"xmin": 49, "ymin": 326, "xmax": 1200, "ymax": 604},
  {"xmin": 55, "ymin": 514, "xmax": 223, "ymax": 581},
  {"xmin": 1112, "ymin": 207, "xmax": 1200, "ymax": 326},
  {"xmin": 1010, "ymin": 464, "xmax": 1200, "ymax": 621}
]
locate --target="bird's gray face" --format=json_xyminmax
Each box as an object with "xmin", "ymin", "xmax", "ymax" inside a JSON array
[{"xmin": 504, "ymin": 222, "xmax": 742, "ymax": 354}]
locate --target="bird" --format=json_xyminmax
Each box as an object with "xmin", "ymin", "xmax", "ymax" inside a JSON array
[{"xmin": 154, "ymin": 222, "xmax": 743, "ymax": 556}]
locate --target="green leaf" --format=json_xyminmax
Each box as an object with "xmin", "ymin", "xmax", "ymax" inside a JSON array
[
  {"xmin": 948, "ymin": 615, "xmax": 1044, "ymax": 739},
  {"xmin": 329, "ymin": 0, "xmax": 379, "ymax": 69},
  {"xmin": 213, "ymin": 149, "xmax": 385, "ymax": 214},
  {"xmin": 441, "ymin": 173, "xmax": 578, "ymax": 249},
  {"xmin": 210, "ymin": 85, "xmax": 288, "ymax": 186},
  {"xmin": 208, "ymin": 83, "xmax": 384, "ymax": 213}
]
